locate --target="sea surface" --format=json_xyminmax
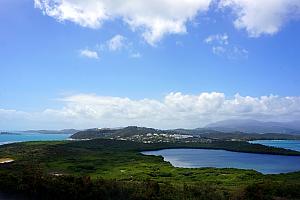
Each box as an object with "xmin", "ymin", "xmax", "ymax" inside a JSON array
[
  {"xmin": 0, "ymin": 132, "xmax": 71, "ymax": 146},
  {"xmin": 249, "ymin": 140, "xmax": 300, "ymax": 151},
  {"xmin": 142, "ymin": 148, "xmax": 300, "ymax": 174}
]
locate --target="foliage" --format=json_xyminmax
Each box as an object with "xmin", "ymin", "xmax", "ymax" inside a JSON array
[{"xmin": 0, "ymin": 139, "xmax": 300, "ymax": 199}]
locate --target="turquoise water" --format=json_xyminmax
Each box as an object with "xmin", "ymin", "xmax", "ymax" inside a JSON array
[
  {"xmin": 249, "ymin": 140, "xmax": 300, "ymax": 151},
  {"xmin": 142, "ymin": 149, "xmax": 300, "ymax": 174},
  {"xmin": 0, "ymin": 132, "xmax": 71, "ymax": 145}
]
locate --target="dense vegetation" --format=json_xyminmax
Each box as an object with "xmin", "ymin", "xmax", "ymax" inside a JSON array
[
  {"xmin": 0, "ymin": 139, "xmax": 300, "ymax": 199},
  {"xmin": 70, "ymin": 126, "xmax": 167, "ymax": 139},
  {"xmin": 1, "ymin": 170, "xmax": 300, "ymax": 200}
]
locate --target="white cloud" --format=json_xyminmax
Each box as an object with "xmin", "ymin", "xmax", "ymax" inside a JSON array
[
  {"xmin": 230, "ymin": 46, "xmax": 248, "ymax": 59},
  {"xmin": 34, "ymin": 0, "xmax": 300, "ymax": 44},
  {"xmin": 212, "ymin": 46, "xmax": 226, "ymax": 55},
  {"xmin": 219, "ymin": 0, "xmax": 300, "ymax": 37},
  {"xmin": 130, "ymin": 52, "xmax": 142, "ymax": 58},
  {"xmin": 2, "ymin": 92, "xmax": 300, "ymax": 129},
  {"xmin": 34, "ymin": 0, "xmax": 213, "ymax": 45},
  {"xmin": 204, "ymin": 33, "xmax": 229, "ymax": 45},
  {"xmin": 107, "ymin": 35, "xmax": 126, "ymax": 51},
  {"xmin": 97, "ymin": 34, "xmax": 141, "ymax": 58},
  {"xmin": 204, "ymin": 33, "xmax": 248, "ymax": 59},
  {"xmin": 79, "ymin": 49, "xmax": 99, "ymax": 59},
  {"xmin": 211, "ymin": 45, "xmax": 248, "ymax": 59}
]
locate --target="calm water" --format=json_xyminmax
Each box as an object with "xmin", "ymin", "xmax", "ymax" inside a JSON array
[
  {"xmin": 249, "ymin": 140, "xmax": 300, "ymax": 151},
  {"xmin": 142, "ymin": 148, "xmax": 300, "ymax": 174},
  {"xmin": 0, "ymin": 132, "xmax": 71, "ymax": 145}
]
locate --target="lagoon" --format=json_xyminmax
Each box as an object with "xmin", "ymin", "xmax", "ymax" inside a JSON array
[
  {"xmin": 142, "ymin": 148, "xmax": 300, "ymax": 174},
  {"xmin": 0, "ymin": 132, "xmax": 71, "ymax": 146}
]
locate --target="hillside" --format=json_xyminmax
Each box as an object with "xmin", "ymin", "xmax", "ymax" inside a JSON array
[
  {"xmin": 71, "ymin": 126, "xmax": 167, "ymax": 139},
  {"xmin": 71, "ymin": 126, "xmax": 300, "ymax": 142}
]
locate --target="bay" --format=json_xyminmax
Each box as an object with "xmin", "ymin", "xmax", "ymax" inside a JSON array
[
  {"xmin": 0, "ymin": 132, "xmax": 71, "ymax": 145},
  {"xmin": 249, "ymin": 140, "xmax": 300, "ymax": 151},
  {"xmin": 142, "ymin": 148, "xmax": 300, "ymax": 174}
]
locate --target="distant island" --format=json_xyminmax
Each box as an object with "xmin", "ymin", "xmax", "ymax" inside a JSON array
[
  {"xmin": 0, "ymin": 132, "xmax": 20, "ymax": 135},
  {"xmin": 21, "ymin": 129, "xmax": 79, "ymax": 135}
]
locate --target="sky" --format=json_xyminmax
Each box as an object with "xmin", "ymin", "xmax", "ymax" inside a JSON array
[{"xmin": 1, "ymin": 0, "xmax": 300, "ymax": 130}]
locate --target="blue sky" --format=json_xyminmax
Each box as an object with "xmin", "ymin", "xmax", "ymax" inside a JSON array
[{"xmin": 1, "ymin": 0, "xmax": 300, "ymax": 130}]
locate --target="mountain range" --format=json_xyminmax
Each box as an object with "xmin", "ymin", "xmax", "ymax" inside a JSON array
[{"xmin": 205, "ymin": 119, "xmax": 300, "ymax": 134}]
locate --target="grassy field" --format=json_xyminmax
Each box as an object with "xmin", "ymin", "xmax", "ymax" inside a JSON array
[{"xmin": 0, "ymin": 139, "xmax": 300, "ymax": 199}]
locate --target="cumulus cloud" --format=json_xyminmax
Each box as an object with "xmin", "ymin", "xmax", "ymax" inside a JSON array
[
  {"xmin": 34, "ymin": 0, "xmax": 213, "ymax": 45},
  {"xmin": 107, "ymin": 35, "xmax": 126, "ymax": 51},
  {"xmin": 34, "ymin": 0, "xmax": 300, "ymax": 45},
  {"xmin": 219, "ymin": 0, "xmax": 300, "ymax": 37},
  {"xmin": 2, "ymin": 92, "xmax": 300, "ymax": 130},
  {"xmin": 79, "ymin": 49, "xmax": 99, "ymax": 59}
]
